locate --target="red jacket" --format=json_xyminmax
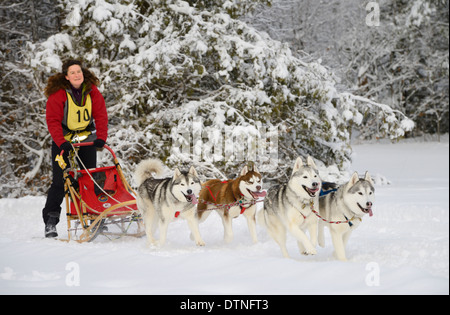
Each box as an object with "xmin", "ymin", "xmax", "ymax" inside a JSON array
[{"xmin": 46, "ymin": 85, "xmax": 108, "ymax": 148}]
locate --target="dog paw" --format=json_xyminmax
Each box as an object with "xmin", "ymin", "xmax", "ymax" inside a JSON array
[
  {"xmin": 146, "ymin": 242, "xmax": 159, "ymax": 249},
  {"xmin": 196, "ymin": 240, "xmax": 206, "ymax": 246},
  {"xmin": 146, "ymin": 238, "xmax": 158, "ymax": 247},
  {"xmin": 302, "ymin": 248, "xmax": 317, "ymax": 256}
]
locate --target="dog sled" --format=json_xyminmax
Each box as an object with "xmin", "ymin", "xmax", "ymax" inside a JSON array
[{"xmin": 57, "ymin": 142, "xmax": 144, "ymax": 243}]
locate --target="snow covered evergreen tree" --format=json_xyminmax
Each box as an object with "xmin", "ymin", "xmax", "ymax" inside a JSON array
[
  {"xmin": 247, "ymin": 0, "xmax": 448, "ymax": 139},
  {"xmin": 2, "ymin": 0, "xmax": 413, "ymax": 196},
  {"xmin": 0, "ymin": 0, "xmax": 60, "ymax": 197}
]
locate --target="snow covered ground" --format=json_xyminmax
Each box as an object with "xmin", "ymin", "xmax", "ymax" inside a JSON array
[{"xmin": 0, "ymin": 137, "xmax": 448, "ymax": 295}]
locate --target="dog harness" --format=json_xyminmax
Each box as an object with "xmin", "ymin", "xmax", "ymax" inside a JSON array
[
  {"xmin": 205, "ymin": 184, "xmax": 220, "ymax": 203},
  {"xmin": 202, "ymin": 181, "xmax": 255, "ymax": 214},
  {"xmin": 205, "ymin": 180, "xmax": 247, "ymax": 214},
  {"xmin": 310, "ymin": 200, "xmax": 362, "ymax": 227}
]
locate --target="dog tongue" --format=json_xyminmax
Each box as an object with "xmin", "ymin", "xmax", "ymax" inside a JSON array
[
  {"xmin": 368, "ymin": 208, "xmax": 373, "ymax": 217},
  {"xmin": 189, "ymin": 194, "xmax": 198, "ymax": 205},
  {"xmin": 252, "ymin": 190, "xmax": 267, "ymax": 199}
]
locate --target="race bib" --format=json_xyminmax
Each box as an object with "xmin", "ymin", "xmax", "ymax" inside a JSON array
[{"xmin": 66, "ymin": 92, "xmax": 92, "ymax": 131}]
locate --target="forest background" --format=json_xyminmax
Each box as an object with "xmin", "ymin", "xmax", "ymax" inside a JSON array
[{"xmin": 0, "ymin": 0, "xmax": 448, "ymax": 197}]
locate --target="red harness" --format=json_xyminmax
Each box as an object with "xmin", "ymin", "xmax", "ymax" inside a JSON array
[
  {"xmin": 204, "ymin": 181, "xmax": 247, "ymax": 214},
  {"xmin": 205, "ymin": 181, "xmax": 228, "ymax": 202}
]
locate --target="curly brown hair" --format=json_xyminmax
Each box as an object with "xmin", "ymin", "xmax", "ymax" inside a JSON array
[{"xmin": 44, "ymin": 59, "xmax": 100, "ymax": 97}]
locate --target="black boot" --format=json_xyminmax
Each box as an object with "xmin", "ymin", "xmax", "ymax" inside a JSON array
[{"xmin": 45, "ymin": 217, "xmax": 58, "ymax": 238}]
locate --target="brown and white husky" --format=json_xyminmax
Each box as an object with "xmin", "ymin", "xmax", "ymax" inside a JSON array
[{"xmin": 197, "ymin": 163, "xmax": 266, "ymax": 244}]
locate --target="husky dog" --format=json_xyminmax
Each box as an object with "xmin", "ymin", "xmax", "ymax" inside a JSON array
[
  {"xmin": 258, "ymin": 156, "xmax": 321, "ymax": 258},
  {"xmin": 197, "ymin": 163, "xmax": 266, "ymax": 244},
  {"xmin": 135, "ymin": 159, "xmax": 204, "ymax": 246},
  {"xmin": 318, "ymin": 171, "xmax": 375, "ymax": 261}
]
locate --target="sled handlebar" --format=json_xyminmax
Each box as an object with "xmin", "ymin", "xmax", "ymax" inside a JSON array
[
  {"xmin": 55, "ymin": 142, "xmax": 119, "ymax": 170},
  {"xmin": 70, "ymin": 142, "xmax": 117, "ymax": 159}
]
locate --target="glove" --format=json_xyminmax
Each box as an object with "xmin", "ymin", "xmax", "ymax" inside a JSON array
[
  {"xmin": 56, "ymin": 142, "xmax": 72, "ymax": 169},
  {"xmin": 59, "ymin": 142, "xmax": 72, "ymax": 154},
  {"xmin": 93, "ymin": 139, "xmax": 106, "ymax": 148}
]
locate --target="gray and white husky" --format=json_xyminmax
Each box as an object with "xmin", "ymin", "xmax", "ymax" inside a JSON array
[
  {"xmin": 318, "ymin": 171, "xmax": 375, "ymax": 261},
  {"xmin": 135, "ymin": 159, "xmax": 204, "ymax": 246},
  {"xmin": 258, "ymin": 156, "xmax": 321, "ymax": 258}
]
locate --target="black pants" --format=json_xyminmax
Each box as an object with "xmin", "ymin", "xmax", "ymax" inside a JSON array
[{"xmin": 42, "ymin": 142, "xmax": 97, "ymax": 225}]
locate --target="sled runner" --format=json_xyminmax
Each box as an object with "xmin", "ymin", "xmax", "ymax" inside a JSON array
[{"xmin": 58, "ymin": 142, "xmax": 144, "ymax": 242}]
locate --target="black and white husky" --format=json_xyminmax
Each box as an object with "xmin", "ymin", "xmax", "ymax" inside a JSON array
[
  {"xmin": 258, "ymin": 156, "xmax": 322, "ymax": 258},
  {"xmin": 318, "ymin": 171, "xmax": 375, "ymax": 261},
  {"xmin": 135, "ymin": 159, "xmax": 204, "ymax": 246}
]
